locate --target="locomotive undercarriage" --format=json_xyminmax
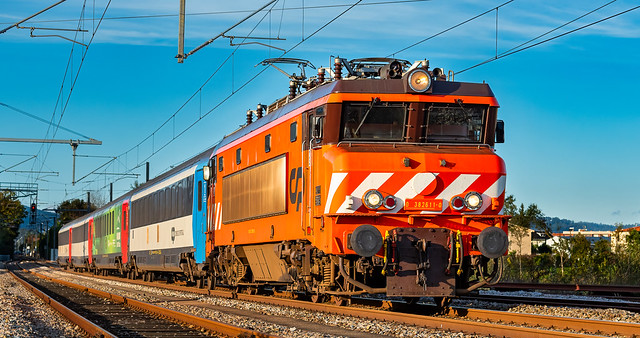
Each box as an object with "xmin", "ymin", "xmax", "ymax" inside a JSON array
[{"xmin": 205, "ymin": 227, "xmax": 502, "ymax": 302}]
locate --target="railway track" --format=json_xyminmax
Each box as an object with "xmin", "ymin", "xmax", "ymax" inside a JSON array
[
  {"xmin": 493, "ymin": 282, "xmax": 640, "ymax": 295},
  {"xmin": 7, "ymin": 262, "xmax": 278, "ymax": 338},
  {"xmin": 30, "ymin": 263, "xmax": 640, "ymax": 338},
  {"xmin": 460, "ymin": 293, "xmax": 640, "ymax": 313}
]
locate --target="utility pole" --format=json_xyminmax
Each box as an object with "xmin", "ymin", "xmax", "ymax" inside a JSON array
[{"xmin": 177, "ymin": 0, "xmax": 186, "ymax": 63}]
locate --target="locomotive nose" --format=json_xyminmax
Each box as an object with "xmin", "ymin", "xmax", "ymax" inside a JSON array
[
  {"xmin": 477, "ymin": 226, "xmax": 509, "ymax": 259},
  {"xmin": 350, "ymin": 224, "xmax": 383, "ymax": 257}
]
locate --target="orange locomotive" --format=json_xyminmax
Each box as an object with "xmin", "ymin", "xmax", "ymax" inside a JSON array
[{"xmin": 203, "ymin": 57, "xmax": 509, "ymax": 303}]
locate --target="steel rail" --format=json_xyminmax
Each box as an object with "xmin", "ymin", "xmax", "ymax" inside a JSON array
[
  {"xmin": 8, "ymin": 268, "xmax": 118, "ymax": 338},
  {"xmin": 50, "ymin": 267, "xmax": 618, "ymax": 338},
  {"xmin": 22, "ymin": 267, "xmax": 282, "ymax": 338},
  {"xmin": 446, "ymin": 307, "xmax": 640, "ymax": 337},
  {"xmin": 493, "ymin": 282, "xmax": 640, "ymax": 294}
]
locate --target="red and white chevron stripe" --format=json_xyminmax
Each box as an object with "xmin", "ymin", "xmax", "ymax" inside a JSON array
[{"xmin": 325, "ymin": 172, "xmax": 506, "ymax": 215}]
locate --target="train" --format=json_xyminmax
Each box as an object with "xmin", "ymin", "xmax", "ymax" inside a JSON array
[{"xmin": 58, "ymin": 56, "xmax": 509, "ymax": 305}]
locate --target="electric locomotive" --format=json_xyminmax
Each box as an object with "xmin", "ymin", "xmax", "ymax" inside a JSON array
[{"xmin": 202, "ymin": 57, "xmax": 509, "ymax": 304}]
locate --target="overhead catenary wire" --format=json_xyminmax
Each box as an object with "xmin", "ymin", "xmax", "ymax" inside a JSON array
[
  {"xmin": 76, "ymin": 0, "xmax": 364, "ymax": 196},
  {"xmin": 455, "ymin": 2, "xmax": 635, "ymax": 74},
  {"xmin": 0, "ymin": 0, "xmax": 432, "ymax": 26},
  {"xmin": 387, "ymin": 0, "xmax": 515, "ymax": 58},
  {"xmin": 33, "ymin": 0, "xmax": 112, "ymax": 184},
  {"xmin": 0, "ymin": 102, "xmax": 92, "ymax": 140}
]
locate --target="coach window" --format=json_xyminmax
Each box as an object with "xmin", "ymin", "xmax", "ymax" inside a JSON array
[
  {"xmin": 265, "ymin": 134, "xmax": 271, "ymax": 153},
  {"xmin": 236, "ymin": 148, "xmax": 241, "ymax": 164},
  {"xmin": 290, "ymin": 122, "xmax": 297, "ymax": 142},
  {"xmin": 218, "ymin": 156, "xmax": 224, "ymax": 172}
]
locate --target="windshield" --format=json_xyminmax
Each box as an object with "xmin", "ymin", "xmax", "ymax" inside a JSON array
[
  {"xmin": 423, "ymin": 104, "xmax": 486, "ymax": 143},
  {"xmin": 340, "ymin": 102, "xmax": 406, "ymax": 141}
]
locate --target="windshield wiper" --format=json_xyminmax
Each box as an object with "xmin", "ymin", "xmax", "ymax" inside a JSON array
[{"xmin": 353, "ymin": 97, "xmax": 380, "ymax": 137}]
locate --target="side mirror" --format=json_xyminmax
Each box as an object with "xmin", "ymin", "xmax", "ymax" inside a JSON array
[
  {"xmin": 312, "ymin": 116, "xmax": 324, "ymax": 140},
  {"xmin": 495, "ymin": 120, "xmax": 505, "ymax": 144}
]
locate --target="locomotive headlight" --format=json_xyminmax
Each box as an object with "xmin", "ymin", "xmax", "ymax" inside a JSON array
[
  {"xmin": 363, "ymin": 190, "xmax": 384, "ymax": 209},
  {"xmin": 408, "ymin": 69, "xmax": 432, "ymax": 92},
  {"xmin": 464, "ymin": 191, "xmax": 483, "ymax": 211}
]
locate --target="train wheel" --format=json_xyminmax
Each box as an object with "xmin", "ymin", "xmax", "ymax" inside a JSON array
[
  {"xmin": 148, "ymin": 272, "xmax": 155, "ymax": 282},
  {"xmin": 332, "ymin": 296, "xmax": 350, "ymax": 306},
  {"xmin": 311, "ymin": 294, "xmax": 324, "ymax": 303},
  {"xmin": 143, "ymin": 272, "xmax": 148, "ymax": 282},
  {"xmin": 196, "ymin": 278, "xmax": 204, "ymax": 289}
]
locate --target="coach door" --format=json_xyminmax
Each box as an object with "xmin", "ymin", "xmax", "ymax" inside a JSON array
[
  {"xmin": 68, "ymin": 228, "xmax": 72, "ymax": 264},
  {"xmin": 121, "ymin": 202, "xmax": 129, "ymax": 264},
  {"xmin": 194, "ymin": 168, "xmax": 207, "ymax": 263},
  {"xmin": 88, "ymin": 219, "xmax": 94, "ymax": 264}
]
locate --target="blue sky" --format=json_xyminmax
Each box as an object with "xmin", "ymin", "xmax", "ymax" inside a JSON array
[{"xmin": 1, "ymin": 0, "xmax": 639, "ymax": 226}]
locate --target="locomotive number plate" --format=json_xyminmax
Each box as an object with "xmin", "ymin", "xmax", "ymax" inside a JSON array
[{"xmin": 404, "ymin": 198, "xmax": 443, "ymax": 211}]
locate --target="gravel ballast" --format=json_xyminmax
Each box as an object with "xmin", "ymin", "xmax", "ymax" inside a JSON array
[{"xmin": 0, "ymin": 264, "xmax": 85, "ymax": 338}]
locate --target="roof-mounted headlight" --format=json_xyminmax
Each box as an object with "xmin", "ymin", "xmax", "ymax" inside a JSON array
[
  {"xmin": 363, "ymin": 190, "xmax": 384, "ymax": 209},
  {"xmin": 404, "ymin": 69, "xmax": 432, "ymax": 93}
]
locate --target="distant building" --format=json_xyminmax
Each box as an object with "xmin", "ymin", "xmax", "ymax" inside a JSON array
[
  {"xmin": 611, "ymin": 226, "xmax": 640, "ymax": 252},
  {"xmin": 508, "ymin": 228, "xmax": 533, "ymax": 255}
]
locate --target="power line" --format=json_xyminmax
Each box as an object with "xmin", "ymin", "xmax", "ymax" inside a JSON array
[
  {"xmin": 456, "ymin": 4, "xmax": 640, "ymax": 74},
  {"xmin": 0, "ymin": 0, "xmax": 431, "ymax": 25},
  {"xmin": 72, "ymin": 0, "xmax": 283, "ymax": 186},
  {"xmin": 387, "ymin": 0, "xmax": 515, "ymax": 57},
  {"xmin": 34, "ymin": 0, "xmax": 112, "ymax": 183},
  {"xmin": 0, "ymin": 102, "xmax": 92, "ymax": 139},
  {"xmin": 77, "ymin": 0, "xmax": 364, "ymax": 196}
]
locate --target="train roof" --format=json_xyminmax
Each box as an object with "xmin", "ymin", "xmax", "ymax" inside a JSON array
[
  {"xmin": 59, "ymin": 145, "xmax": 216, "ymax": 233},
  {"xmin": 212, "ymin": 78, "xmax": 496, "ymax": 156}
]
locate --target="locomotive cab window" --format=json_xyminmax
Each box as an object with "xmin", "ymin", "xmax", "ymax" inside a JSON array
[
  {"xmin": 340, "ymin": 102, "xmax": 406, "ymax": 141},
  {"xmin": 218, "ymin": 156, "xmax": 224, "ymax": 172},
  {"xmin": 423, "ymin": 104, "xmax": 486, "ymax": 143},
  {"xmin": 236, "ymin": 148, "xmax": 241, "ymax": 165}
]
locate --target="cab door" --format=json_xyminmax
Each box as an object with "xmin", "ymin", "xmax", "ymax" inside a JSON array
[
  {"xmin": 206, "ymin": 157, "xmax": 216, "ymax": 256},
  {"xmin": 194, "ymin": 168, "xmax": 207, "ymax": 263},
  {"xmin": 304, "ymin": 107, "xmax": 326, "ymax": 236}
]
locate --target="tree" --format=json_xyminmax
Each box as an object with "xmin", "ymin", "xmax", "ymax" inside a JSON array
[
  {"xmin": 57, "ymin": 199, "xmax": 95, "ymax": 224},
  {"xmin": 0, "ymin": 190, "xmax": 28, "ymax": 255},
  {"xmin": 130, "ymin": 180, "xmax": 141, "ymax": 190},
  {"xmin": 504, "ymin": 195, "xmax": 548, "ymax": 278},
  {"xmin": 552, "ymin": 237, "xmax": 571, "ymax": 277},
  {"xmin": 570, "ymin": 234, "xmax": 593, "ymax": 283}
]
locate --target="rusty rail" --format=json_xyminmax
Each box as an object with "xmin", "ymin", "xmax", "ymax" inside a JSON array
[
  {"xmin": 49, "ymin": 266, "xmax": 639, "ymax": 337},
  {"xmin": 21, "ymin": 266, "xmax": 281, "ymax": 338},
  {"xmin": 8, "ymin": 268, "xmax": 117, "ymax": 338},
  {"xmin": 447, "ymin": 307, "xmax": 640, "ymax": 337},
  {"xmin": 493, "ymin": 282, "xmax": 640, "ymax": 294}
]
